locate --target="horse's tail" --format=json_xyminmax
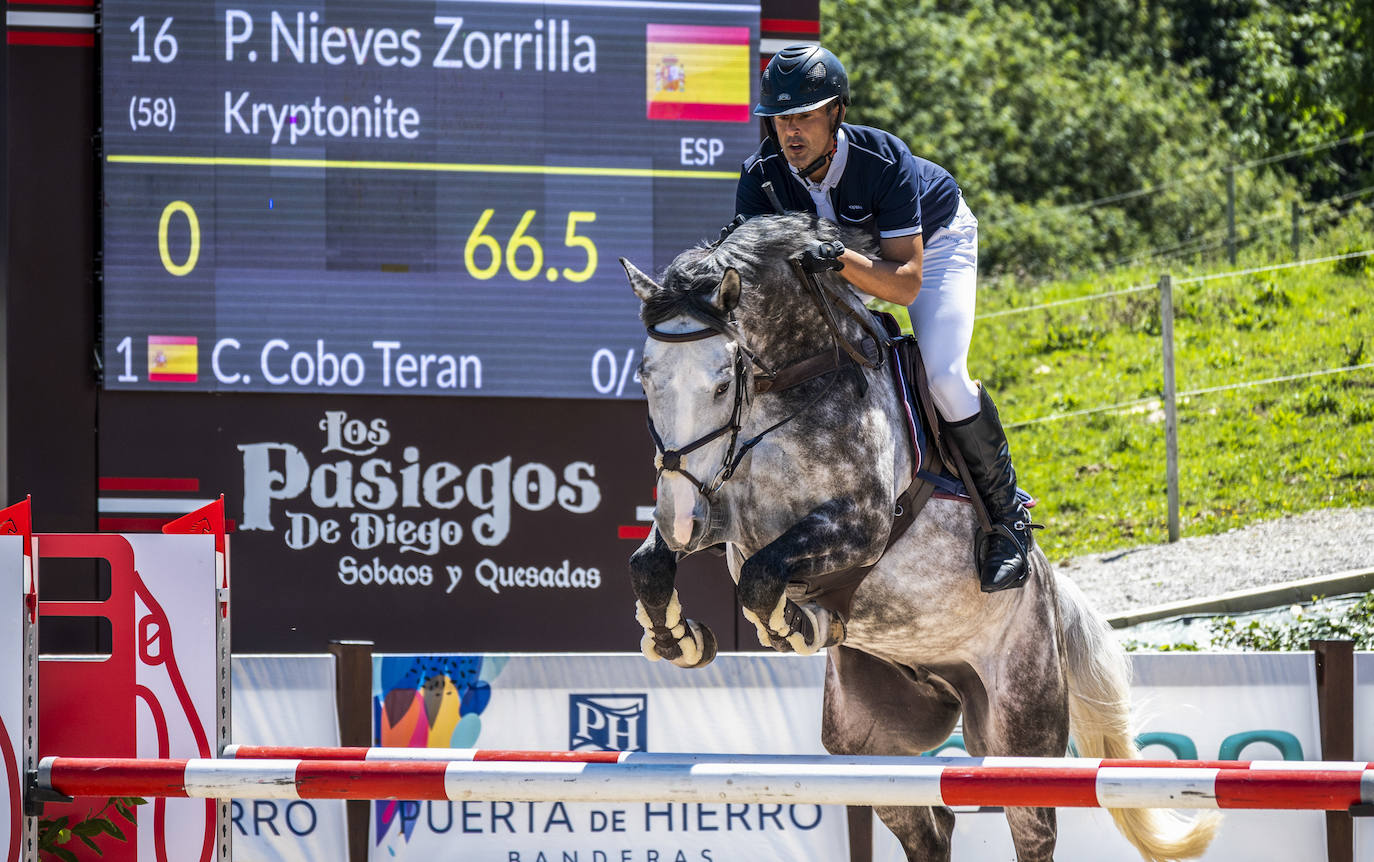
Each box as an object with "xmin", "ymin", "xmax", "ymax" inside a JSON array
[{"xmin": 1056, "ymin": 575, "xmax": 1219, "ymax": 862}]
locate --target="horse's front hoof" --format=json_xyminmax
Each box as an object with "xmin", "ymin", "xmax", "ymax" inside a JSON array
[
  {"xmin": 635, "ymin": 595, "xmax": 717, "ymax": 668},
  {"xmin": 645, "ymin": 619, "xmax": 716, "ymax": 668},
  {"xmin": 797, "ymin": 601, "xmax": 846, "ymax": 651},
  {"xmin": 677, "ymin": 620, "xmax": 717, "ymax": 668},
  {"xmin": 742, "ymin": 598, "xmax": 843, "ymax": 655},
  {"xmin": 821, "ymin": 608, "xmax": 847, "ymax": 647}
]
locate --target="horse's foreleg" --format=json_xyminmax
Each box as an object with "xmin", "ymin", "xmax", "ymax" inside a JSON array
[
  {"xmin": 629, "ymin": 527, "xmax": 718, "ymax": 668},
  {"xmin": 736, "ymin": 498, "xmax": 882, "ymax": 655}
]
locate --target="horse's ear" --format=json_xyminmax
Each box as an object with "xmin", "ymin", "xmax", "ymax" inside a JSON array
[
  {"xmin": 714, "ymin": 268, "xmax": 742, "ymax": 313},
  {"xmin": 621, "ymin": 258, "xmax": 659, "ymax": 303}
]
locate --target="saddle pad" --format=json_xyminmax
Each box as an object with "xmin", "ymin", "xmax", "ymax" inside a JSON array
[
  {"xmin": 874, "ymin": 311, "xmax": 965, "ymax": 494},
  {"xmin": 876, "ymin": 311, "xmax": 1035, "ymax": 507}
]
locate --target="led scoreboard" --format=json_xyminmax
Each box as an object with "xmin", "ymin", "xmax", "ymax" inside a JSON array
[{"xmin": 100, "ymin": 0, "xmax": 760, "ymax": 398}]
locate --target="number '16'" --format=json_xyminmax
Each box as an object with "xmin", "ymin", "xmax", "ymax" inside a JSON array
[
  {"xmin": 158, "ymin": 200, "xmax": 200, "ymax": 276},
  {"xmin": 130, "ymin": 16, "xmax": 179, "ymax": 63}
]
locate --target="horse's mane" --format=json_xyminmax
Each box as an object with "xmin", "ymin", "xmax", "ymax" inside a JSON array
[{"xmin": 639, "ymin": 213, "xmax": 875, "ymax": 330}]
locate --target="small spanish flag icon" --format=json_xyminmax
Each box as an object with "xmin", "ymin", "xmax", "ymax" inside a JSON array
[
  {"xmin": 646, "ymin": 24, "xmax": 751, "ymax": 122},
  {"xmin": 147, "ymin": 335, "xmax": 198, "ymax": 382}
]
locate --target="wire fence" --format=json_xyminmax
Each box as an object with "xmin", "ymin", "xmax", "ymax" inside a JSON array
[
  {"xmin": 1112, "ymin": 185, "xmax": 1374, "ymax": 269},
  {"xmin": 981, "ymin": 249, "xmax": 1374, "ymax": 325},
  {"xmin": 983, "ymin": 246, "xmax": 1373, "ymax": 542},
  {"xmin": 999, "ymin": 248, "xmax": 1374, "ymax": 430},
  {"xmin": 1007, "ymin": 359, "xmax": 1374, "ymax": 430},
  {"xmin": 969, "ymin": 133, "xmax": 1372, "ymax": 542}
]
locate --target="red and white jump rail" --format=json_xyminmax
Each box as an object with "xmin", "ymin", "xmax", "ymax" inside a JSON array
[
  {"xmin": 37, "ymin": 754, "xmax": 1374, "ymax": 811},
  {"xmin": 221, "ymin": 744, "xmax": 1374, "ymax": 773}
]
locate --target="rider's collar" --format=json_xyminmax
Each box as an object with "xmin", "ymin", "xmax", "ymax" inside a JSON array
[{"xmin": 790, "ymin": 127, "xmax": 849, "ymax": 193}]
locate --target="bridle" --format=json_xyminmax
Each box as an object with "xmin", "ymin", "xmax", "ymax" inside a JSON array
[
  {"xmin": 644, "ymin": 317, "xmax": 760, "ymax": 498},
  {"xmin": 644, "ymin": 268, "xmax": 886, "ymax": 499}
]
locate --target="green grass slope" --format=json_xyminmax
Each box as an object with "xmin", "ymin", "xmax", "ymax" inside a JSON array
[{"xmin": 970, "ymin": 218, "xmax": 1374, "ymax": 562}]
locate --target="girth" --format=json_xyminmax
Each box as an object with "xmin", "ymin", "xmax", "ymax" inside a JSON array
[{"xmin": 785, "ymin": 481, "xmax": 936, "ymax": 619}]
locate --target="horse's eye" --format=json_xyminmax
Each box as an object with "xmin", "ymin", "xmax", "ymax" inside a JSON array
[{"xmin": 714, "ymin": 381, "xmax": 731, "ymax": 397}]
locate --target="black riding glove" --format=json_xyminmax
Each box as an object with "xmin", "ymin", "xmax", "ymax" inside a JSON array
[
  {"xmin": 718, "ymin": 215, "xmax": 747, "ymax": 242},
  {"xmin": 800, "ymin": 240, "xmax": 846, "ymax": 273}
]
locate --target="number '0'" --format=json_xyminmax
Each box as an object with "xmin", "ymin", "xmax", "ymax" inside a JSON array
[{"xmin": 158, "ymin": 200, "xmax": 201, "ymax": 277}]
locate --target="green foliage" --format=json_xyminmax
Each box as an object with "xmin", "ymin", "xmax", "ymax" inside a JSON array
[
  {"xmin": 1121, "ymin": 639, "xmax": 1201, "ymax": 652},
  {"xmin": 38, "ymin": 797, "xmax": 144, "ymax": 862},
  {"xmin": 1210, "ymin": 591, "xmax": 1374, "ymax": 650},
  {"xmin": 1127, "ymin": 592, "xmax": 1374, "ymax": 652},
  {"xmin": 821, "ymin": 0, "xmax": 1372, "ymax": 281}
]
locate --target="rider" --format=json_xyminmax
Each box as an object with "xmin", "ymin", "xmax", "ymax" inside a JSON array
[{"xmin": 734, "ymin": 44, "xmax": 1035, "ymax": 593}]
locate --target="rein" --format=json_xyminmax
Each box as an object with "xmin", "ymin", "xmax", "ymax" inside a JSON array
[{"xmin": 788, "ymin": 259, "xmax": 890, "ymax": 377}]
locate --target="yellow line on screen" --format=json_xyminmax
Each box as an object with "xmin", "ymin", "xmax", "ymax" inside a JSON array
[{"xmin": 106, "ymin": 153, "xmax": 738, "ymax": 180}]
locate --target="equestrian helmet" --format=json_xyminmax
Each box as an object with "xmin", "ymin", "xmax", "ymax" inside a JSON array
[{"xmin": 754, "ymin": 44, "xmax": 850, "ymax": 117}]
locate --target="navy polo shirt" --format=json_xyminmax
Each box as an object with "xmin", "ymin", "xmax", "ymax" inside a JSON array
[{"xmin": 736, "ymin": 123, "xmax": 961, "ymax": 246}]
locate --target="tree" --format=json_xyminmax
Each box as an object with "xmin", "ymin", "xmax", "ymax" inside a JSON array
[{"xmin": 820, "ymin": 0, "xmax": 1348, "ymax": 279}]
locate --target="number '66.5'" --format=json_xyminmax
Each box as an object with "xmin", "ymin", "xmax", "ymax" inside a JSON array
[{"xmin": 464, "ymin": 210, "xmax": 597, "ymax": 283}]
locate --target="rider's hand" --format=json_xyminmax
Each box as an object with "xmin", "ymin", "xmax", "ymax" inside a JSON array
[
  {"xmin": 800, "ymin": 240, "xmax": 846, "ymax": 273},
  {"xmin": 718, "ymin": 215, "xmax": 747, "ymax": 242}
]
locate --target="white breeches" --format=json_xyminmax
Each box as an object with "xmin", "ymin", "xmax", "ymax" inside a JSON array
[{"xmin": 910, "ymin": 196, "xmax": 980, "ymax": 421}]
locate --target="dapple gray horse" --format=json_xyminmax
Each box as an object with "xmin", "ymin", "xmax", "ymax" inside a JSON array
[{"xmin": 620, "ymin": 214, "xmax": 1217, "ymax": 862}]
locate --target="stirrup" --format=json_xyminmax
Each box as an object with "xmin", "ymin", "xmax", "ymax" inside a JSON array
[{"xmin": 975, "ymin": 520, "xmax": 1039, "ymax": 592}]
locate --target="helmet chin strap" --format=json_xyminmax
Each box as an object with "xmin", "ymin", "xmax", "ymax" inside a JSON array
[
  {"xmin": 798, "ymin": 147, "xmax": 834, "ymax": 182},
  {"xmin": 795, "ymin": 104, "xmax": 845, "ymax": 182}
]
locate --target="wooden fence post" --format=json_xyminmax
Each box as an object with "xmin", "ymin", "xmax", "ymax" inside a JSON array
[
  {"xmin": 1291, "ymin": 200, "xmax": 1301, "ymax": 259},
  {"xmin": 1311, "ymin": 639, "xmax": 1354, "ymax": 862},
  {"xmin": 847, "ymin": 805, "xmax": 873, "ymax": 862},
  {"xmin": 330, "ymin": 639, "xmax": 375, "ymax": 862},
  {"xmin": 1226, "ymin": 166, "xmax": 1237, "ymax": 264},
  {"xmin": 1160, "ymin": 274, "xmax": 1179, "ymax": 542}
]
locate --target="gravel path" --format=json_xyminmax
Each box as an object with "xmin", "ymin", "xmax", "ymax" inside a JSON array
[{"xmin": 1052, "ymin": 506, "xmax": 1374, "ymax": 617}]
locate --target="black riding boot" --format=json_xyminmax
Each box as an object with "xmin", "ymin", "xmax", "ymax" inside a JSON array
[{"xmin": 946, "ymin": 386, "xmax": 1036, "ymax": 592}]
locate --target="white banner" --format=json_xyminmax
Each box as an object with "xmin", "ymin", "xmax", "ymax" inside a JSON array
[
  {"xmin": 369, "ymin": 652, "xmax": 848, "ymax": 862},
  {"xmin": 230, "ymin": 655, "xmax": 349, "ymax": 862},
  {"xmin": 0, "ymin": 536, "xmax": 23, "ymax": 862},
  {"xmin": 356, "ymin": 650, "xmax": 1344, "ymax": 862},
  {"xmin": 875, "ymin": 652, "xmax": 1326, "ymax": 861},
  {"xmin": 1355, "ymin": 651, "xmax": 1374, "ymax": 861}
]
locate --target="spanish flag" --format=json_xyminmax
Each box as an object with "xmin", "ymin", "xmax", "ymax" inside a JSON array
[
  {"xmin": 147, "ymin": 335, "xmax": 198, "ymax": 382},
  {"xmin": 646, "ymin": 24, "xmax": 751, "ymax": 122}
]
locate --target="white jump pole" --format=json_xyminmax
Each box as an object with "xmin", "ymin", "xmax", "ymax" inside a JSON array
[
  {"xmin": 37, "ymin": 756, "xmax": 1374, "ymax": 811},
  {"xmin": 221, "ymin": 744, "xmax": 1374, "ymax": 774}
]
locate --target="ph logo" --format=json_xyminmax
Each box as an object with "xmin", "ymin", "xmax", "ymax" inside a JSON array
[{"xmin": 569, "ymin": 694, "xmax": 647, "ymax": 751}]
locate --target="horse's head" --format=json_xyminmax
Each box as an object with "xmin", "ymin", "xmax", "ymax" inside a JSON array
[
  {"xmin": 622, "ymin": 258, "xmax": 743, "ymax": 552},
  {"xmin": 622, "ymin": 214, "xmax": 875, "ymax": 553}
]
